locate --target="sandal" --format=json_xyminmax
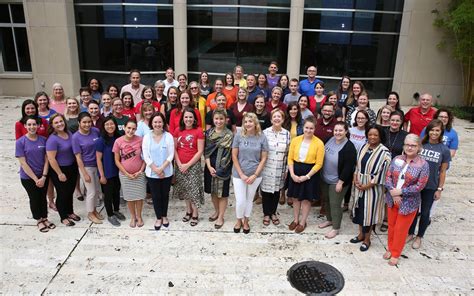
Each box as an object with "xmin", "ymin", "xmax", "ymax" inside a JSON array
[
  {"xmin": 190, "ymin": 216, "xmax": 199, "ymax": 227},
  {"xmin": 37, "ymin": 221, "xmax": 49, "ymax": 233},
  {"xmin": 182, "ymin": 212, "xmax": 192, "ymax": 222},
  {"xmin": 68, "ymin": 214, "xmax": 81, "ymax": 222},
  {"xmin": 129, "ymin": 219, "xmax": 136, "ymax": 228},
  {"xmin": 62, "ymin": 218, "xmax": 75, "ymax": 227},
  {"xmin": 136, "ymin": 219, "xmax": 144, "ymax": 228},
  {"xmin": 380, "ymin": 222, "xmax": 388, "ymax": 232},
  {"xmin": 43, "ymin": 220, "xmax": 56, "ymax": 229},
  {"xmin": 48, "ymin": 203, "xmax": 58, "ymax": 212},
  {"xmin": 388, "ymin": 257, "xmax": 399, "ymax": 266},
  {"xmin": 271, "ymin": 215, "xmax": 280, "ymax": 226},
  {"xmin": 208, "ymin": 214, "xmax": 218, "ymax": 222},
  {"xmin": 263, "ymin": 217, "xmax": 271, "ymax": 226},
  {"xmin": 383, "ymin": 251, "xmax": 392, "ymax": 260}
]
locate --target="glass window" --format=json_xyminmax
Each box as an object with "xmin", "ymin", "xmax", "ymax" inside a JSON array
[
  {"xmin": 188, "ymin": 28, "xmax": 288, "ymax": 75},
  {"xmin": 188, "ymin": 7, "xmax": 289, "ymax": 28},
  {"xmin": 75, "ymin": 5, "xmax": 173, "ymax": 25},
  {"xmin": 303, "ymin": 10, "xmax": 401, "ymax": 32},
  {"xmin": 305, "ymin": 0, "xmax": 404, "ymax": 12},
  {"xmin": 14, "ymin": 28, "xmax": 32, "ymax": 72},
  {"xmin": 301, "ymin": 32, "xmax": 398, "ymax": 77},
  {"xmin": 74, "ymin": 0, "xmax": 172, "ymax": 3},
  {"xmin": 0, "ymin": 28, "xmax": 17, "ymax": 71},
  {"xmin": 188, "ymin": 0, "xmax": 290, "ymax": 7},
  {"xmin": 0, "ymin": 4, "xmax": 31, "ymax": 73},
  {"xmin": 76, "ymin": 26, "xmax": 174, "ymax": 71},
  {"xmin": 11, "ymin": 4, "xmax": 26, "ymax": 23},
  {"xmin": 0, "ymin": 4, "xmax": 11, "ymax": 23}
]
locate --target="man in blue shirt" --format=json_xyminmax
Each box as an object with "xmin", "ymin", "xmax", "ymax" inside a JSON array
[
  {"xmin": 247, "ymin": 74, "xmax": 265, "ymax": 104},
  {"xmin": 298, "ymin": 65, "xmax": 323, "ymax": 97}
]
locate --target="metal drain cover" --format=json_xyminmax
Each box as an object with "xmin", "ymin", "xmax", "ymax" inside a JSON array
[{"xmin": 287, "ymin": 261, "xmax": 344, "ymax": 295}]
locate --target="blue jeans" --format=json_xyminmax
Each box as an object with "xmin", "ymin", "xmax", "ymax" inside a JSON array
[{"xmin": 408, "ymin": 189, "xmax": 436, "ymax": 238}]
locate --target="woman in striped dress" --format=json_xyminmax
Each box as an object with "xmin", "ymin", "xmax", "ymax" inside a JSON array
[
  {"xmin": 113, "ymin": 120, "xmax": 146, "ymax": 228},
  {"xmin": 351, "ymin": 125, "xmax": 391, "ymax": 251},
  {"xmin": 261, "ymin": 109, "xmax": 290, "ymax": 226}
]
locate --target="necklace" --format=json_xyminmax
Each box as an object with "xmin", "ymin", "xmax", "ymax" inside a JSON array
[{"xmin": 387, "ymin": 130, "xmax": 400, "ymax": 152}]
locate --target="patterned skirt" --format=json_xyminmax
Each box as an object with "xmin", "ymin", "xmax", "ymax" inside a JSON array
[
  {"xmin": 119, "ymin": 172, "xmax": 146, "ymax": 201},
  {"xmin": 173, "ymin": 162, "xmax": 204, "ymax": 208}
]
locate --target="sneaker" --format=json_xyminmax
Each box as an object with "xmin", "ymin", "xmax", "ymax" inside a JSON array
[
  {"xmin": 114, "ymin": 211, "xmax": 126, "ymax": 221},
  {"xmin": 108, "ymin": 215, "xmax": 121, "ymax": 226}
]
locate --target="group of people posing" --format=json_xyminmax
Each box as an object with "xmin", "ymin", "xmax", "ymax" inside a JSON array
[{"xmin": 15, "ymin": 63, "xmax": 459, "ymax": 266}]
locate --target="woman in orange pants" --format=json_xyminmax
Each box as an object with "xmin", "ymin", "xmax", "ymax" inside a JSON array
[{"xmin": 384, "ymin": 134, "xmax": 429, "ymax": 265}]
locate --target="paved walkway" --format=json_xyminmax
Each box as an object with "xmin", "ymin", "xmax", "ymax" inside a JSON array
[{"xmin": 1, "ymin": 98, "xmax": 473, "ymax": 294}]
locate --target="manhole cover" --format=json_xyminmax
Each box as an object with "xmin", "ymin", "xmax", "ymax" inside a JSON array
[{"xmin": 287, "ymin": 261, "xmax": 344, "ymax": 295}]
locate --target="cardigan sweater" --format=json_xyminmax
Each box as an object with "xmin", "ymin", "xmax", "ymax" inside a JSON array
[{"xmin": 288, "ymin": 135, "xmax": 325, "ymax": 172}]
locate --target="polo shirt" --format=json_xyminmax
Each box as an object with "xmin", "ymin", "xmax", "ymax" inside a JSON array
[
  {"xmin": 298, "ymin": 78, "xmax": 323, "ymax": 96},
  {"xmin": 314, "ymin": 117, "xmax": 337, "ymax": 144},
  {"xmin": 405, "ymin": 107, "xmax": 436, "ymax": 136}
]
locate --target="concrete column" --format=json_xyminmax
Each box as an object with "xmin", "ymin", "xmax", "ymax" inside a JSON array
[
  {"xmin": 173, "ymin": 0, "xmax": 187, "ymax": 75},
  {"xmin": 21, "ymin": 0, "xmax": 81, "ymax": 97},
  {"xmin": 286, "ymin": 0, "xmax": 305, "ymax": 79},
  {"xmin": 392, "ymin": 0, "xmax": 463, "ymax": 106}
]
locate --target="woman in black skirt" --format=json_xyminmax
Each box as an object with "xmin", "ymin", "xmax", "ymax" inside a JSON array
[{"xmin": 287, "ymin": 117, "xmax": 325, "ymax": 233}]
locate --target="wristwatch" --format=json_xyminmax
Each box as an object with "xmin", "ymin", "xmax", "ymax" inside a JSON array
[{"xmin": 437, "ymin": 187, "xmax": 444, "ymax": 191}]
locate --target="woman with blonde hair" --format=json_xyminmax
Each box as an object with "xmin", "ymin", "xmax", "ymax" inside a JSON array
[
  {"xmin": 64, "ymin": 97, "xmax": 80, "ymax": 133},
  {"xmin": 376, "ymin": 105, "xmax": 393, "ymax": 128},
  {"xmin": 232, "ymin": 112, "xmax": 268, "ymax": 233},
  {"xmin": 50, "ymin": 83, "xmax": 67, "ymax": 114}
]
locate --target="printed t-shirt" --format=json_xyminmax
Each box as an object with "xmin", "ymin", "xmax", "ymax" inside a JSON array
[
  {"xmin": 419, "ymin": 142, "xmax": 451, "ymax": 189},
  {"xmin": 231, "ymin": 132, "xmax": 269, "ymax": 178},
  {"xmin": 113, "ymin": 115, "xmax": 129, "ymax": 136},
  {"xmin": 112, "ymin": 135, "xmax": 143, "ymax": 174},
  {"xmin": 173, "ymin": 127, "xmax": 204, "ymax": 164}
]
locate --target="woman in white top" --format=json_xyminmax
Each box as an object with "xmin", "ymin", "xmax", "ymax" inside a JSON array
[
  {"xmin": 261, "ymin": 109, "xmax": 290, "ymax": 226},
  {"xmin": 142, "ymin": 112, "xmax": 175, "ymax": 231},
  {"xmin": 135, "ymin": 103, "xmax": 154, "ymax": 137}
]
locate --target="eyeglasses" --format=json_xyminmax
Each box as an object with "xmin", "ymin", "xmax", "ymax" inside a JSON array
[
  {"xmin": 404, "ymin": 144, "xmax": 418, "ymax": 149},
  {"xmin": 190, "ymin": 87, "xmax": 198, "ymax": 90}
]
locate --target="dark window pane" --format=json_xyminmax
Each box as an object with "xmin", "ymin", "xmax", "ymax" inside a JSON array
[
  {"xmin": 304, "ymin": 10, "xmax": 401, "ymax": 32},
  {"xmin": 188, "ymin": 0, "xmax": 290, "ymax": 7},
  {"xmin": 124, "ymin": 6, "xmax": 173, "ymax": 25},
  {"xmin": 188, "ymin": 7, "xmax": 289, "ymax": 28},
  {"xmin": 76, "ymin": 26, "xmax": 173, "ymax": 71},
  {"xmin": 0, "ymin": 28, "xmax": 18, "ymax": 72},
  {"xmin": 188, "ymin": 28, "xmax": 288, "ymax": 75},
  {"xmin": 11, "ymin": 4, "xmax": 25, "ymax": 23},
  {"xmin": 0, "ymin": 4, "xmax": 11, "ymax": 23},
  {"xmin": 75, "ymin": 5, "xmax": 173, "ymax": 25},
  {"xmin": 305, "ymin": 0, "xmax": 404, "ymax": 11},
  {"xmin": 300, "ymin": 32, "xmax": 398, "ymax": 78},
  {"xmin": 74, "ymin": 0, "xmax": 172, "ymax": 3},
  {"xmin": 14, "ymin": 28, "xmax": 31, "ymax": 71},
  {"xmin": 0, "ymin": 28, "xmax": 18, "ymax": 71}
]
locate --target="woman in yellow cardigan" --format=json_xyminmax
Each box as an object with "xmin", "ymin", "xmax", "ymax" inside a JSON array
[
  {"xmin": 189, "ymin": 81, "xmax": 207, "ymax": 131},
  {"xmin": 287, "ymin": 116, "xmax": 325, "ymax": 233}
]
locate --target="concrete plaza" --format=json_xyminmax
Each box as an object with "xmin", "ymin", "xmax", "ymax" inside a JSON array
[{"xmin": 0, "ymin": 98, "xmax": 473, "ymax": 295}]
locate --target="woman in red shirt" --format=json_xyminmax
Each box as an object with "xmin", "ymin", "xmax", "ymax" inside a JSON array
[
  {"xmin": 121, "ymin": 92, "xmax": 136, "ymax": 121},
  {"xmin": 173, "ymin": 107, "xmax": 205, "ymax": 226},
  {"xmin": 15, "ymin": 99, "xmax": 49, "ymax": 139},
  {"xmin": 169, "ymin": 90, "xmax": 202, "ymax": 133}
]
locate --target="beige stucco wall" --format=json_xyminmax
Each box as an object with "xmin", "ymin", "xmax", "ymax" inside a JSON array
[
  {"xmin": 392, "ymin": 0, "xmax": 464, "ymax": 106},
  {"xmin": 0, "ymin": 0, "xmax": 81, "ymax": 98}
]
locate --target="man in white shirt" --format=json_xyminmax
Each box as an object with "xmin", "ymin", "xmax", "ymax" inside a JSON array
[
  {"xmin": 120, "ymin": 69, "xmax": 145, "ymax": 104},
  {"xmin": 163, "ymin": 67, "xmax": 179, "ymax": 95}
]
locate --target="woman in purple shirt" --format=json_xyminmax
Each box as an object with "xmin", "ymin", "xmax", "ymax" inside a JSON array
[
  {"xmin": 72, "ymin": 112, "xmax": 103, "ymax": 224},
  {"xmin": 15, "ymin": 116, "xmax": 54, "ymax": 232},
  {"xmin": 46, "ymin": 113, "xmax": 80, "ymax": 226}
]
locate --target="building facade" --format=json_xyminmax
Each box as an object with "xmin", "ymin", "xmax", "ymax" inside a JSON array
[{"xmin": 0, "ymin": 0, "xmax": 464, "ymax": 105}]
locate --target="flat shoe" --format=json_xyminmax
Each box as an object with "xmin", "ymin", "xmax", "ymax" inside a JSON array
[
  {"xmin": 288, "ymin": 221, "xmax": 298, "ymax": 231},
  {"xmin": 271, "ymin": 216, "xmax": 280, "ymax": 226},
  {"xmin": 243, "ymin": 227, "xmax": 250, "ymax": 234},
  {"xmin": 383, "ymin": 251, "xmax": 392, "ymax": 260},
  {"xmin": 208, "ymin": 215, "xmax": 218, "ymax": 222},
  {"xmin": 233, "ymin": 226, "xmax": 241, "ymax": 233},
  {"xmin": 380, "ymin": 223, "xmax": 388, "ymax": 232},
  {"xmin": 136, "ymin": 219, "xmax": 144, "ymax": 228},
  {"xmin": 388, "ymin": 258, "xmax": 399, "ymax": 266},
  {"xmin": 88, "ymin": 214, "xmax": 103, "ymax": 224},
  {"xmin": 295, "ymin": 224, "xmax": 305, "ymax": 233},
  {"xmin": 129, "ymin": 219, "xmax": 136, "ymax": 228},
  {"xmin": 263, "ymin": 218, "xmax": 270, "ymax": 226},
  {"xmin": 360, "ymin": 243, "xmax": 370, "ymax": 252},
  {"xmin": 190, "ymin": 216, "xmax": 199, "ymax": 227},
  {"xmin": 214, "ymin": 223, "xmax": 223, "ymax": 229},
  {"xmin": 182, "ymin": 212, "xmax": 192, "ymax": 222},
  {"xmin": 412, "ymin": 238, "xmax": 422, "ymax": 249},
  {"xmin": 350, "ymin": 236, "xmax": 364, "ymax": 243}
]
